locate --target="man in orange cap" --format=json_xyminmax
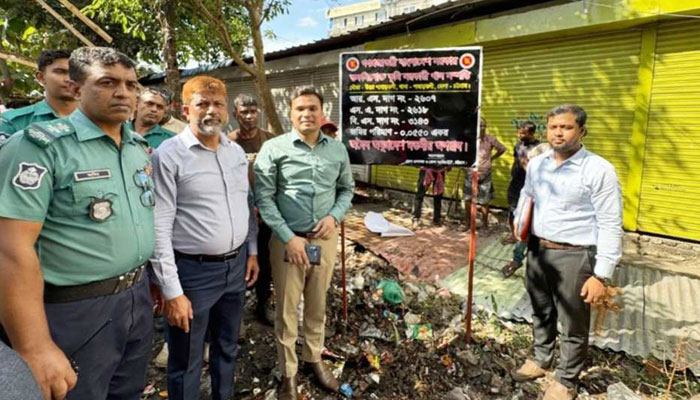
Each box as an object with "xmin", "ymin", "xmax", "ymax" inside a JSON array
[{"xmin": 320, "ymin": 118, "xmax": 338, "ymax": 139}]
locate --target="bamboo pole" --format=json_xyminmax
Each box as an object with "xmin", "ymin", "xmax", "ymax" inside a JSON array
[
  {"xmin": 56, "ymin": 0, "xmax": 113, "ymax": 43},
  {"xmin": 0, "ymin": 52, "xmax": 38, "ymax": 69},
  {"xmin": 34, "ymin": 0, "xmax": 94, "ymax": 47}
]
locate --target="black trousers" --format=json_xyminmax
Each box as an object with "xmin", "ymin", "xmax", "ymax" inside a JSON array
[
  {"xmin": 46, "ymin": 278, "xmax": 153, "ymax": 400},
  {"xmin": 413, "ymin": 169, "xmax": 443, "ymax": 223},
  {"xmin": 255, "ymin": 222, "xmax": 273, "ymax": 310},
  {"xmin": 526, "ymin": 238, "xmax": 595, "ymax": 388}
]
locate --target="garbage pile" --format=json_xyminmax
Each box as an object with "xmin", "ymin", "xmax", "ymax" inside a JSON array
[{"xmin": 144, "ymin": 242, "xmax": 696, "ymax": 399}]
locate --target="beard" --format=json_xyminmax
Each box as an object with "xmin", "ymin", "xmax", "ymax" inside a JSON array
[{"xmin": 197, "ymin": 116, "xmax": 223, "ymax": 136}]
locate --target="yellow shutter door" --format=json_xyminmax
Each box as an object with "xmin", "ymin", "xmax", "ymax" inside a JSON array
[
  {"xmin": 373, "ymin": 30, "xmax": 642, "ymax": 205},
  {"xmin": 482, "ymin": 30, "xmax": 641, "ymax": 207},
  {"xmin": 638, "ymin": 20, "xmax": 700, "ymax": 241}
]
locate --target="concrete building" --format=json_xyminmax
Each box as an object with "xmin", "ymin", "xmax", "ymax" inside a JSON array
[{"xmin": 327, "ymin": 0, "xmax": 449, "ymax": 37}]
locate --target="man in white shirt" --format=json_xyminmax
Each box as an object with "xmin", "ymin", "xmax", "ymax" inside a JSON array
[
  {"xmin": 150, "ymin": 76, "xmax": 259, "ymax": 400},
  {"xmin": 510, "ymin": 104, "xmax": 622, "ymax": 400}
]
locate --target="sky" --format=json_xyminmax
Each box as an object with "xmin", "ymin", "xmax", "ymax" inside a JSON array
[{"xmin": 261, "ymin": 0, "xmax": 359, "ymax": 53}]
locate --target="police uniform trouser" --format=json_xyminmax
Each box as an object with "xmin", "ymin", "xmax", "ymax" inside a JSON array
[
  {"xmin": 166, "ymin": 246, "xmax": 247, "ymax": 400},
  {"xmin": 526, "ymin": 239, "xmax": 595, "ymax": 388},
  {"xmin": 270, "ymin": 227, "xmax": 338, "ymax": 378},
  {"xmin": 45, "ymin": 277, "xmax": 153, "ymax": 400}
]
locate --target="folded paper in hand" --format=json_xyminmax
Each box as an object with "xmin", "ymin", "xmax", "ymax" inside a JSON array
[{"xmin": 364, "ymin": 211, "xmax": 414, "ymax": 237}]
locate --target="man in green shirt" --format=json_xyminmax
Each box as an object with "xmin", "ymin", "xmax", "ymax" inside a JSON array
[
  {"xmin": 128, "ymin": 88, "xmax": 176, "ymax": 149},
  {"xmin": 0, "ymin": 49, "xmax": 77, "ymax": 142},
  {"xmin": 254, "ymin": 86, "xmax": 354, "ymax": 400},
  {"xmin": 0, "ymin": 47, "xmax": 155, "ymax": 400}
]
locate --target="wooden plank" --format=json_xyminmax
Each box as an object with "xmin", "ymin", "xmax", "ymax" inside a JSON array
[
  {"xmin": 56, "ymin": 0, "xmax": 113, "ymax": 43},
  {"xmin": 34, "ymin": 0, "xmax": 94, "ymax": 47},
  {"xmin": 0, "ymin": 52, "xmax": 38, "ymax": 69}
]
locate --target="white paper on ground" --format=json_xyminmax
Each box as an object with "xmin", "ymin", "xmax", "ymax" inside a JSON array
[{"xmin": 364, "ymin": 211, "xmax": 414, "ymax": 237}]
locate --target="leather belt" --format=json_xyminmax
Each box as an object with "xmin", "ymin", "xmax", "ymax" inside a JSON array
[
  {"xmin": 174, "ymin": 245, "xmax": 242, "ymax": 263},
  {"xmin": 293, "ymin": 231, "xmax": 313, "ymax": 238},
  {"xmin": 44, "ymin": 264, "xmax": 147, "ymax": 304},
  {"xmin": 539, "ymin": 238, "xmax": 588, "ymax": 251}
]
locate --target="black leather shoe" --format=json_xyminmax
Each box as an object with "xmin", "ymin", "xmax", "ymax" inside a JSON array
[{"xmin": 278, "ymin": 375, "xmax": 298, "ymax": 400}]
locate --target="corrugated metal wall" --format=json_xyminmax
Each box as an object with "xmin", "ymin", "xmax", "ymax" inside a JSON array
[
  {"xmin": 637, "ymin": 20, "xmax": 700, "ymax": 241},
  {"xmin": 373, "ymin": 30, "xmax": 642, "ymax": 205}
]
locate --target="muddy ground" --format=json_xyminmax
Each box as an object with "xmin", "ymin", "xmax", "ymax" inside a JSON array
[{"xmin": 143, "ymin": 222, "xmax": 700, "ymax": 400}]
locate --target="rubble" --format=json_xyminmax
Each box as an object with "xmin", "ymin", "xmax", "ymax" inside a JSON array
[{"xmin": 606, "ymin": 382, "xmax": 643, "ymax": 400}]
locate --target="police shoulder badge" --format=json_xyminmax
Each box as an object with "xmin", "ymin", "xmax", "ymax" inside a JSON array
[
  {"xmin": 89, "ymin": 198, "xmax": 113, "ymax": 222},
  {"xmin": 12, "ymin": 162, "xmax": 48, "ymax": 190}
]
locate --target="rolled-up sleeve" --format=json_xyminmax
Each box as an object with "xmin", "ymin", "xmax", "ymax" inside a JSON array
[
  {"xmin": 254, "ymin": 143, "xmax": 295, "ymax": 244},
  {"xmin": 327, "ymin": 147, "xmax": 355, "ymax": 223},
  {"xmin": 149, "ymin": 149, "xmax": 183, "ymax": 300},
  {"xmin": 590, "ymin": 164, "xmax": 623, "ymax": 279}
]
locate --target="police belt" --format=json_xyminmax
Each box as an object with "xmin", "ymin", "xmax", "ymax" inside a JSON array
[
  {"xmin": 44, "ymin": 264, "xmax": 147, "ymax": 304},
  {"xmin": 174, "ymin": 244, "xmax": 243, "ymax": 263}
]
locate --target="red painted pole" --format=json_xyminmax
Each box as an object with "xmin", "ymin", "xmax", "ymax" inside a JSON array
[
  {"xmin": 465, "ymin": 168, "xmax": 478, "ymax": 345},
  {"xmin": 341, "ymin": 221, "xmax": 348, "ymax": 325}
]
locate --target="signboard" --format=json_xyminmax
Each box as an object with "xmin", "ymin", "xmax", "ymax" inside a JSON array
[{"xmin": 340, "ymin": 48, "xmax": 482, "ymax": 167}]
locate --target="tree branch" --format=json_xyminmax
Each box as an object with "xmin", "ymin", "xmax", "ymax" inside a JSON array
[{"xmin": 190, "ymin": 0, "xmax": 257, "ymax": 77}]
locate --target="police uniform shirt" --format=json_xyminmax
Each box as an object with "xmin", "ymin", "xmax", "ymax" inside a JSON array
[
  {"xmin": 126, "ymin": 121, "xmax": 176, "ymax": 149},
  {"xmin": 0, "ymin": 99, "xmax": 61, "ymax": 143},
  {"xmin": 0, "ymin": 109, "xmax": 155, "ymax": 286}
]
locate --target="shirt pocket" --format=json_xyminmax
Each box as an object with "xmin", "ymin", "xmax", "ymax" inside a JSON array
[
  {"xmin": 556, "ymin": 179, "xmax": 589, "ymax": 211},
  {"xmin": 68, "ymin": 180, "xmax": 119, "ymax": 220},
  {"xmin": 317, "ymin": 158, "xmax": 341, "ymax": 189}
]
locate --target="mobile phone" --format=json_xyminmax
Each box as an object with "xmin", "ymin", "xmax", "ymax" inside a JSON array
[{"xmin": 284, "ymin": 244, "xmax": 322, "ymax": 265}]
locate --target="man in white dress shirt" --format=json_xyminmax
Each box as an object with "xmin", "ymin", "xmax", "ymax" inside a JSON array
[
  {"xmin": 510, "ymin": 104, "xmax": 622, "ymax": 400},
  {"xmin": 150, "ymin": 76, "xmax": 259, "ymax": 400}
]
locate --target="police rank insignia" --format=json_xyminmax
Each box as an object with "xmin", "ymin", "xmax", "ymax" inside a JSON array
[
  {"xmin": 89, "ymin": 198, "xmax": 113, "ymax": 222},
  {"xmin": 12, "ymin": 162, "xmax": 48, "ymax": 190}
]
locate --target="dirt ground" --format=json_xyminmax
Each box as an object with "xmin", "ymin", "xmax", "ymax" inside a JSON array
[{"xmin": 142, "ymin": 199, "xmax": 700, "ymax": 400}]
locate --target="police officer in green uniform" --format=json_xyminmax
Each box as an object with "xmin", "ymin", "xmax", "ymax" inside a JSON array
[
  {"xmin": 0, "ymin": 47, "xmax": 154, "ymax": 400},
  {"xmin": 0, "ymin": 49, "xmax": 77, "ymax": 143},
  {"xmin": 127, "ymin": 88, "xmax": 176, "ymax": 149}
]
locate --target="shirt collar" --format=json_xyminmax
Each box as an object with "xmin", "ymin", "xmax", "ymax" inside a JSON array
[
  {"xmin": 289, "ymin": 129, "xmax": 328, "ymax": 146},
  {"xmin": 69, "ymin": 109, "xmax": 136, "ymax": 143},
  {"xmin": 544, "ymin": 145, "xmax": 586, "ymax": 166},
  {"xmin": 181, "ymin": 126, "xmax": 231, "ymax": 149},
  {"xmin": 128, "ymin": 120, "xmax": 164, "ymax": 137},
  {"xmin": 34, "ymin": 99, "xmax": 60, "ymax": 117}
]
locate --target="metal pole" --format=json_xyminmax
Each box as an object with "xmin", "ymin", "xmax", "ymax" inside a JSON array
[
  {"xmin": 341, "ymin": 221, "xmax": 348, "ymax": 325},
  {"xmin": 465, "ymin": 168, "xmax": 478, "ymax": 345}
]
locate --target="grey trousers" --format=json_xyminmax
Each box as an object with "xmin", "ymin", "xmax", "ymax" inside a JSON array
[{"xmin": 526, "ymin": 238, "xmax": 595, "ymax": 388}]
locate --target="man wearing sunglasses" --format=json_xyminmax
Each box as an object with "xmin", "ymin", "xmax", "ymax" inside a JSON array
[
  {"xmin": 0, "ymin": 47, "xmax": 155, "ymax": 400},
  {"xmin": 150, "ymin": 76, "xmax": 259, "ymax": 400},
  {"xmin": 128, "ymin": 88, "xmax": 176, "ymax": 149}
]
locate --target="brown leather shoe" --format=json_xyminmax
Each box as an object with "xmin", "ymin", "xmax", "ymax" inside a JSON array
[
  {"xmin": 511, "ymin": 359, "xmax": 546, "ymax": 382},
  {"xmin": 278, "ymin": 375, "xmax": 298, "ymax": 400},
  {"xmin": 309, "ymin": 361, "xmax": 340, "ymax": 392},
  {"xmin": 543, "ymin": 379, "xmax": 577, "ymax": 400}
]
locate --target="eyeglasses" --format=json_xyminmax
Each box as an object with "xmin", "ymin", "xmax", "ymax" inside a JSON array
[{"xmin": 133, "ymin": 169, "xmax": 155, "ymax": 207}]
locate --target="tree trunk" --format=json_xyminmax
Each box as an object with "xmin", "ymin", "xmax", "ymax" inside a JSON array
[
  {"xmin": 247, "ymin": 1, "xmax": 284, "ymax": 134},
  {"xmin": 0, "ymin": 41, "xmax": 14, "ymax": 104},
  {"xmin": 161, "ymin": 0, "xmax": 182, "ymax": 117}
]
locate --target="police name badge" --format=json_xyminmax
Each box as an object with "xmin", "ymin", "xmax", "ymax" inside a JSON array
[
  {"xmin": 12, "ymin": 162, "xmax": 48, "ymax": 190},
  {"xmin": 89, "ymin": 198, "xmax": 113, "ymax": 222}
]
